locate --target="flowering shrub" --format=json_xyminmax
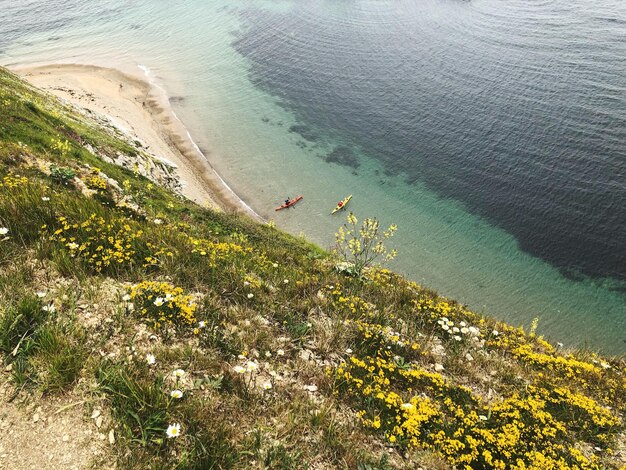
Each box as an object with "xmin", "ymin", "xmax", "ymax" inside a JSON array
[
  {"xmin": 129, "ymin": 281, "xmax": 197, "ymax": 330},
  {"xmin": 51, "ymin": 137, "xmax": 71, "ymax": 156},
  {"xmin": 188, "ymin": 237, "xmax": 250, "ymax": 268},
  {"xmin": 46, "ymin": 213, "xmax": 144, "ymax": 273},
  {"xmin": 324, "ymin": 284, "xmax": 377, "ymax": 319},
  {"xmin": 334, "ymin": 315, "xmax": 621, "ymax": 469},
  {"xmin": 334, "ymin": 212, "xmax": 397, "ymax": 277},
  {"xmin": 362, "ymin": 267, "xmax": 395, "ymax": 288},
  {"xmin": 85, "ymin": 174, "xmax": 108, "ymax": 191},
  {"xmin": 143, "ymin": 246, "xmax": 171, "ymax": 270},
  {"xmin": 0, "ymin": 172, "xmax": 28, "ymax": 189},
  {"xmin": 486, "ymin": 325, "xmax": 626, "ymax": 412}
]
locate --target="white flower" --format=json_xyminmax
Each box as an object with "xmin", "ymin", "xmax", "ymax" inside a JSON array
[
  {"xmin": 245, "ymin": 361, "xmax": 258, "ymax": 372},
  {"xmin": 556, "ymin": 342, "xmax": 563, "ymax": 348},
  {"xmin": 264, "ymin": 351, "xmax": 272, "ymax": 358},
  {"xmin": 262, "ymin": 382, "xmax": 272, "ymax": 390},
  {"xmin": 153, "ymin": 297, "xmax": 165, "ymax": 307},
  {"xmin": 172, "ymin": 369, "xmax": 185, "ymax": 379},
  {"xmin": 600, "ymin": 362, "xmax": 611, "ymax": 369},
  {"xmin": 460, "ymin": 327, "xmax": 469, "ymax": 335},
  {"xmin": 127, "ymin": 303, "xmax": 135, "ymax": 312},
  {"xmin": 434, "ymin": 363, "xmax": 444, "ymax": 372},
  {"xmin": 345, "ymin": 348, "xmax": 353, "ymax": 354},
  {"xmin": 42, "ymin": 304, "xmax": 56, "ymax": 313},
  {"xmin": 459, "ymin": 321, "xmax": 466, "ymax": 327},
  {"xmin": 0, "ymin": 227, "xmax": 8, "ymax": 235},
  {"xmin": 36, "ymin": 291, "xmax": 47, "ymax": 298},
  {"xmin": 442, "ymin": 324, "xmax": 450, "ymax": 331},
  {"xmin": 198, "ymin": 321, "xmax": 206, "ymax": 328},
  {"xmin": 153, "ymin": 218, "xmax": 163, "ymax": 225},
  {"xmin": 67, "ymin": 242, "xmax": 79, "ymax": 250},
  {"xmin": 146, "ymin": 354, "xmax": 156, "ymax": 365},
  {"xmin": 41, "ymin": 197, "xmax": 50, "ymax": 201},
  {"xmin": 479, "ymin": 415, "xmax": 488, "ymax": 421},
  {"xmin": 492, "ymin": 330, "xmax": 499, "ymax": 336},
  {"xmin": 247, "ymin": 293, "xmax": 254, "ymax": 299},
  {"xmin": 276, "ymin": 349, "xmax": 285, "ymax": 356},
  {"xmin": 170, "ymin": 389, "xmax": 183, "ymax": 399},
  {"xmin": 272, "ymin": 263, "xmax": 278, "ymax": 268},
  {"xmin": 468, "ymin": 326, "xmax": 480, "ymax": 336},
  {"xmin": 454, "ymin": 335, "xmax": 462, "ymax": 341},
  {"xmin": 594, "ymin": 447, "xmax": 602, "ymax": 452},
  {"xmin": 465, "ymin": 353, "xmax": 474, "ymax": 362},
  {"xmin": 400, "ymin": 403, "xmax": 414, "ymax": 411},
  {"xmin": 452, "ymin": 327, "xmax": 460, "ymax": 333},
  {"xmin": 233, "ymin": 365, "xmax": 246, "ymax": 374},
  {"xmin": 304, "ymin": 384, "xmax": 318, "ymax": 392},
  {"xmin": 283, "ymin": 279, "xmax": 289, "ymax": 284},
  {"xmin": 122, "ymin": 294, "xmax": 131, "ymax": 301},
  {"xmin": 166, "ymin": 423, "xmax": 181, "ymax": 438}
]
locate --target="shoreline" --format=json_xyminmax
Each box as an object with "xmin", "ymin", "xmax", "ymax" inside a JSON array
[
  {"xmin": 11, "ymin": 63, "xmax": 261, "ymax": 221},
  {"xmin": 8, "ymin": 64, "xmax": 625, "ymax": 355}
]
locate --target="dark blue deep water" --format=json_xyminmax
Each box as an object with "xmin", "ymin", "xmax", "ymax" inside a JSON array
[{"xmin": 233, "ymin": 0, "xmax": 626, "ymax": 282}]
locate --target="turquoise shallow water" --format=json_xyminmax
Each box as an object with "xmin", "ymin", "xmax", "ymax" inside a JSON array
[{"xmin": 1, "ymin": 0, "xmax": 624, "ymax": 353}]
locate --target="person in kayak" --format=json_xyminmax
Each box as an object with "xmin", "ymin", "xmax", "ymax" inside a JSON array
[
  {"xmin": 285, "ymin": 197, "xmax": 291, "ymax": 206},
  {"xmin": 337, "ymin": 200, "xmax": 344, "ymax": 208}
]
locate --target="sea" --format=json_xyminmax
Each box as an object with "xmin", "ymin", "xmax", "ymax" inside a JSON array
[{"xmin": 1, "ymin": 0, "xmax": 624, "ymax": 353}]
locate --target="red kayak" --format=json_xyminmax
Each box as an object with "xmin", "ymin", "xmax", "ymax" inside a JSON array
[{"xmin": 275, "ymin": 195, "xmax": 303, "ymax": 211}]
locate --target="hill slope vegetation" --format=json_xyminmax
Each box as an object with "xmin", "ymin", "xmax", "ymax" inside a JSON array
[{"xmin": 0, "ymin": 67, "xmax": 624, "ymax": 469}]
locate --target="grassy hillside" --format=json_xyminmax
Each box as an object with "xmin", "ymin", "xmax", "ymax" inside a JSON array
[{"xmin": 0, "ymin": 66, "xmax": 624, "ymax": 469}]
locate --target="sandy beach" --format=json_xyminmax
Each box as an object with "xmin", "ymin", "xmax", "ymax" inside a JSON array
[{"xmin": 12, "ymin": 63, "xmax": 258, "ymax": 218}]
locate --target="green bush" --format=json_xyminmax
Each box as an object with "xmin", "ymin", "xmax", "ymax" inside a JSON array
[{"xmin": 49, "ymin": 164, "xmax": 76, "ymax": 185}]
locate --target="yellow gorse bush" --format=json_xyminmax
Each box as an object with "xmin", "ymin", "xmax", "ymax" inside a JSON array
[
  {"xmin": 85, "ymin": 174, "xmax": 108, "ymax": 191},
  {"xmin": 188, "ymin": 236, "xmax": 250, "ymax": 268},
  {"xmin": 333, "ymin": 311, "xmax": 620, "ymax": 469},
  {"xmin": 0, "ymin": 172, "xmax": 29, "ymax": 189},
  {"xmin": 325, "ymin": 284, "xmax": 377, "ymax": 319},
  {"xmin": 46, "ymin": 213, "xmax": 144, "ymax": 273},
  {"xmin": 129, "ymin": 281, "xmax": 197, "ymax": 330},
  {"xmin": 486, "ymin": 324, "xmax": 626, "ymax": 408}
]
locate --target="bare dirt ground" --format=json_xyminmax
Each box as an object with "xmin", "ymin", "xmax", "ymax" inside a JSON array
[{"xmin": 0, "ymin": 378, "xmax": 113, "ymax": 470}]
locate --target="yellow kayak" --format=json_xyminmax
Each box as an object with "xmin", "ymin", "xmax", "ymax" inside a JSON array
[{"xmin": 331, "ymin": 195, "xmax": 352, "ymax": 214}]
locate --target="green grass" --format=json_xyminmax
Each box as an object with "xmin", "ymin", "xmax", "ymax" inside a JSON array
[
  {"xmin": 32, "ymin": 324, "xmax": 88, "ymax": 393},
  {"xmin": 97, "ymin": 362, "xmax": 171, "ymax": 447},
  {"xmin": 0, "ymin": 291, "xmax": 89, "ymax": 392},
  {"xmin": 0, "ymin": 294, "xmax": 47, "ymax": 359}
]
